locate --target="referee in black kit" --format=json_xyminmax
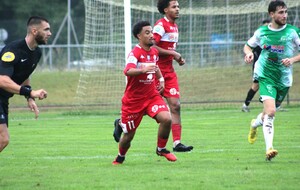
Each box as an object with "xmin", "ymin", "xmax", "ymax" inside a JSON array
[{"xmin": 0, "ymin": 16, "xmax": 51, "ymax": 153}]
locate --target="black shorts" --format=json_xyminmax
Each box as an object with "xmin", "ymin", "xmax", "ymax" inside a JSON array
[{"xmin": 0, "ymin": 98, "xmax": 9, "ymax": 125}]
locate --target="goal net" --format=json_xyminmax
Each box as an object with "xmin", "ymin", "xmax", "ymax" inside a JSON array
[{"xmin": 76, "ymin": 0, "xmax": 300, "ymax": 112}]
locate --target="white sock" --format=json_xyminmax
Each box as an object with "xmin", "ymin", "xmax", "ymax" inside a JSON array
[
  {"xmin": 173, "ymin": 140, "xmax": 180, "ymax": 148},
  {"xmin": 262, "ymin": 115, "xmax": 275, "ymax": 151},
  {"xmin": 252, "ymin": 113, "xmax": 263, "ymax": 128},
  {"xmin": 157, "ymin": 147, "xmax": 165, "ymax": 151}
]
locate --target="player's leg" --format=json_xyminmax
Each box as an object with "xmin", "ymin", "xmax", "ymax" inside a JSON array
[
  {"xmin": 147, "ymin": 95, "xmax": 176, "ymax": 161},
  {"xmin": 0, "ymin": 123, "xmax": 9, "ymax": 153},
  {"xmin": 0, "ymin": 107, "xmax": 9, "ymax": 153},
  {"xmin": 163, "ymin": 72, "xmax": 193, "ymax": 152},
  {"xmin": 112, "ymin": 130, "xmax": 136, "ymax": 165},
  {"xmin": 259, "ymin": 81, "xmax": 287, "ymax": 160},
  {"xmin": 166, "ymin": 97, "xmax": 193, "ymax": 152},
  {"xmin": 113, "ymin": 118, "xmax": 122, "ymax": 142},
  {"xmin": 242, "ymin": 80, "xmax": 259, "ymax": 112},
  {"xmin": 154, "ymin": 110, "xmax": 176, "ymax": 162},
  {"xmin": 262, "ymin": 98, "xmax": 278, "ymax": 161},
  {"xmin": 112, "ymin": 111, "xmax": 142, "ymax": 165},
  {"xmin": 264, "ymin": 86, "xmax": 289, "ymax": 161}
]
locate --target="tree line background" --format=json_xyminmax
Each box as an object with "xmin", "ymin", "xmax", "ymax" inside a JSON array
[{"xmin": 0, "ymin": 0, "xmax": 85, "ymax": 45}]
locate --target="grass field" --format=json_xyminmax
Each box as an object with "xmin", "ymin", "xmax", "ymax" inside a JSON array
[{"xmin": 1, "ymin": 107, "xmax": 300, "ymax": 190}]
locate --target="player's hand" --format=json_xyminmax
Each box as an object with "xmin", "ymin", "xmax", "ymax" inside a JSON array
[
  {"xmin": 157, "ymin": 81, "xmax": 165, "ymax": 94},
  {"xmin": 143, "ymin": 64, "xmax": 158, "ymax": 74},
  {"xmin": 173, "ymin": 52, "xmax": 185, "ymax": 66},
  {"xmin": 27, "ymin": 98, "xmax": 39, "ymax": 119},
  {"xmin": 244, "ymin": 52, "xmax": 254, "ymax": 64},
  {"xmin": 31, "ymin": 89, "xmax": 48, "ymax": 100},
  {"xmin": 281, "ymin": 58, "xmax": 293, "ymax": 67},
  {"xmin": 176, "ymin": 56, "xmax": 186, "ymax": 66}
]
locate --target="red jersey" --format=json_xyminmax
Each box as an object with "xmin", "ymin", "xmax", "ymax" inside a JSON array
[
  {"xmin": 153, "ymin": 17, "xmax": 179, "ymax": 73},
  {"xmin": 122, "ymin": 45, "xmax": 159, "ymax": 112}
]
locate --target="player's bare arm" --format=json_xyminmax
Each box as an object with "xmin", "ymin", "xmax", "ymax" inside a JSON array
[
  {"xmin": 243, "ymin": 44, "xmax": 254, "ymax": 64},
  {"xmin": 156, "ymin": 68, "xmax": 165, "ymax": 94},
  {"xmin": 282, "ymin": 54, "xmax": 300, "ymax": 66},
  {"xmin": 0, "ymin": 75, "xmax": 47, "ymax": 99},
  {"xmin": 153, "ymin": 45, "xmax": 185, "ymax": 65},
  {"xmin": 0, "ymin": 75, "xmax": 24, "ymax": 94},
  {"xmin": 126, "ymin": 65, "xmax": 158, "ymax": 76}
]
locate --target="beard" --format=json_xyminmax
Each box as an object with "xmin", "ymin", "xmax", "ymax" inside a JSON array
[
  {"xmin": 148, "ymin": 42, "xmax": 154, "ymax": 47},
  {"xmin": 35, "ymin": 33, "xmax": 46, "ymax": 45},
  {"xmin": 274, "ymin": 19, "xmax": 286, "ymax": 27}
]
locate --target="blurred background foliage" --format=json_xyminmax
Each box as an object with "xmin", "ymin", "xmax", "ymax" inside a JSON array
[{"xmin": 0, "ymin": 0, "xmax": 85, "ymax": 44}]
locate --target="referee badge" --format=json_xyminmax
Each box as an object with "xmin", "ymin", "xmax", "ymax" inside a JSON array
[{"xmin": 1, "ymin": 52, "xmax": 15, "ymax": 62}]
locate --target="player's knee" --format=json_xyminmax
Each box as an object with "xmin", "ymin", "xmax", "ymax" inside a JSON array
[
  {"xmin": 165, "ymin": 117, "xmax": 172, "ymax": 126},
  {"xmin": 170, "ymin": 102, "xmax": 180, "ymax": 113},
  {"xmin": 0, "ymin": 136, "xmax": 9, "ymax": 152},
  {"xmin": 267, "ymin": 109, "xmax": 276, "ymax": 117}
]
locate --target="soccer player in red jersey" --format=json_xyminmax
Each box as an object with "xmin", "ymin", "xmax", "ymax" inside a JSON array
[
  {"xmin": 152, "ymin": 0, "xmax": 193, "ymax": 152},
  {"xmin": 112, "ymin": 21, "xmax": 176, "ymax": 165}
]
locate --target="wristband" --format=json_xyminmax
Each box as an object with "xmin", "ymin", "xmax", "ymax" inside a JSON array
[
  {"xmin": 20, "ymin": 85, "xmax": 32, "ymax": 97},
  {"xmin": 159, "ymin": 77, "xmax": 164, "ymax": 82}
]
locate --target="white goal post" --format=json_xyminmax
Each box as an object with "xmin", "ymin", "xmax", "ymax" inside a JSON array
[{"xmin": 75, "ymin": 0, "xmax": 300, "ymax": 111}]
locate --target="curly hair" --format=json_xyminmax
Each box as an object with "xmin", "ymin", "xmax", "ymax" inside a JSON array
[
  {"xmin": 157, "ymin": 0, "xmax": 176, "ymax": 14},
  {"xmin": 132, "ymin": 21, "xmax": 151, "ymax": 39}
]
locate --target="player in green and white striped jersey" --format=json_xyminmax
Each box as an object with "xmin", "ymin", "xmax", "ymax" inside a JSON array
[{"xmin": 243, "ymin": 0, "xmax": 300, "ymax": 161}]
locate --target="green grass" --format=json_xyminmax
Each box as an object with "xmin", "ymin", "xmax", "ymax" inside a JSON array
[
  {"xmin": 8, "ymin": 63, "xmax": 300, "ymax": 109},
  {"xmin": 1, "ymin": 107, "xmax": 300, "ymax": 189}
]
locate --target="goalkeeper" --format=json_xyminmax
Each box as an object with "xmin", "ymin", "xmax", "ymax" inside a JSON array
[{"xmin": 0, "ymin": 16, "xmax": 50, "ymax": 153}]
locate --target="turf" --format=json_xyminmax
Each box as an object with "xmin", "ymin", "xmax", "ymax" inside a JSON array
[{"xmin": 1, "ymin": 107, "xmax": 300, "ymax": 189}]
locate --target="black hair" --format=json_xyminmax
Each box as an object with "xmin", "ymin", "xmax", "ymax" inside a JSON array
[
  {"xmin": 132, "ymin": 21, "xmax": 151, "ymax": 39},
  {"xmin": 27, "ymin": 16, "xmax": 49, "ymax": 27},
  {"xmin": 268, "ymin": 0, "xmax": 287, "ymax": 13},
  {"xmin": 157, "ymin": 0, "xmax": 173, "ymax": 15}
]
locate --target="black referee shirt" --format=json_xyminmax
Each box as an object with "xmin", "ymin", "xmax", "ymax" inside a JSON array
[{"xmin": 0, "ymin": 39, "xmax": 41, "ymax": 99}]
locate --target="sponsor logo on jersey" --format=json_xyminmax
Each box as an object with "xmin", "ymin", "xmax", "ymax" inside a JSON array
[
  {"xmin": 1, "ymin": 52, "xmax": 15, "ymax": 62},
  {"xmin": 280, "ymin": 36, "xmax": 288, "ymax": 42},
  {"xmin": 139, "ymin": 73, "xmax": 154, "ymax": 84},
  {"xmin": 147, "ymin": 73, "xmax": 153, "ymax": 80},
  {"xmin": 0, "ymin": 114, "xmax": 5, "ymax": 119},
  {"xmin": 154, "ymin": 26, "xmax": 161, "ymax": 33},
  {"xmin": 151, "ymin": 104, "xmax": 166, "ymax": 113},
  {"xmin": 127, "ymin": 55, "xmax": 137, "ymax": 64},
  {"xmin": 267, "ymin": 85, "xmax": 273, "ymax": 94},
  {"xmin": 169, "ymin": 26, "xmax": 177, "ymax": 31},
  {"xmin": 263, "ymin": 44, "xmax": 284, "ymax": 53},
  {"xmin": 161, "ymin": 33, "xmax": 178, "ymax": 43},
  {"xmin": 169, "ymin": 88, "xmax": 179, "ymax": 95}
]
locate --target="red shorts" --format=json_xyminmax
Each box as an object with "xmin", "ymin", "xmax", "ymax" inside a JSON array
[
  {"xmin": 159, "ymin": 72, "xmax": 180, "ymax": 98},
  {"xmin": 120, "ymin": 94, "xmax": 169, "ymax": 133}
]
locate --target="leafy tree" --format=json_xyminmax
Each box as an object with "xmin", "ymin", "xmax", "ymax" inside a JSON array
[{"xmin": 0, "ymin": 0, "xmax": 85, "ymax": 44}]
